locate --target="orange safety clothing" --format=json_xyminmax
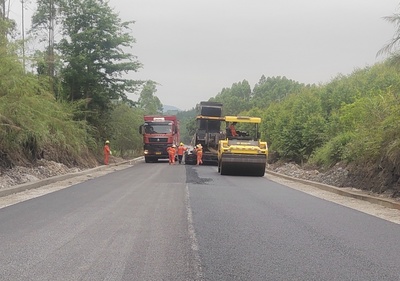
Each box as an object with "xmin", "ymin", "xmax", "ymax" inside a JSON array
[
  {"xmin": 167, "ymin": 146, "xmax": 176, "ymax": 164},
  {"xmin": 196, "ymin": 148, "xmax": 203, "ymax": 165},
  {"xmin": 177, "ymin": 145, "xmax": 187, "ymax": 164},
  {"xmin": 104, "ymin": 144, "xmax": 111, "ymax": 165},
  {"xmin": 177, "ymin": 145, "xmax": 187, "ymax": 156},
  {"xmin": 229, "ymin": 124, "xmax": 238, "ymax": 137}
]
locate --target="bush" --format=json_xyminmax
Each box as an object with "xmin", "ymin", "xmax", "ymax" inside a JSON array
[
  {"xmin": 309, "ymin": 132, "xmax": 354, "ymax": 167},
  {"xmin": 0, "ymin": 77, "xmax": 96, "ymax": 167}
]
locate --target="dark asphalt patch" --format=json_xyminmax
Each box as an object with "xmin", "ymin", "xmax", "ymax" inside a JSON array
[{"xmin": 185, "ymin": 165, "xmax": 212, "ymax": 184}]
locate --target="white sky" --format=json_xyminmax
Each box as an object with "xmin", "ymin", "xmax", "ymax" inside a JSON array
[{"xmin": 8, "ymin": 0, "xmax": 400, "ymax": 110}]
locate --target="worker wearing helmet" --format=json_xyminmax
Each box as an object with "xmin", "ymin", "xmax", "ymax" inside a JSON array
[
  {"xmin": 195, "ymin": 144, "xmax": 203, "ymax": 165},
  {"xmin": 104, "ymin": 140, "xmax": 112, "ymax": 165},
  {"xmin": 167, "ymin": 144, "xmax": 177, "ymax": 165},
  {"xmin": 177, "ymin": 142, "xmax": 187, "ymax": 164}
]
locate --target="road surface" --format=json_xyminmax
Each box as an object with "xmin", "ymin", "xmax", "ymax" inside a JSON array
[{"xmin": 1, "ymin": 162, "xmax": 400, "ymax": 280}]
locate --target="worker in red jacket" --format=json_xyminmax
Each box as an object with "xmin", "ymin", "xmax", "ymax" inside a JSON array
[
  {"xmin": 177, "ymin": 142, "xmax": 187, "ymax": 164},
  {"xmin": 167, "ymin": 144, "xmax": 177, "ymax": 165},
  {"xmin": 104, "ymin": 140, "xmax": 112, "ymax": 165},
  {"xmin": 229, "ymin": 122, "xmax": 238, "ymax": 137}
]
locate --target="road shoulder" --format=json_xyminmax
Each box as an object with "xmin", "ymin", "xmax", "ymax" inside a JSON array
[{"xmin": 265, "ymin": 171, "xmax": 400, "ymax": 225}]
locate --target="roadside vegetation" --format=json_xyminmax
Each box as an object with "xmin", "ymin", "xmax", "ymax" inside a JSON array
[
  {"xmin": 174, "ymin": 10, "xmax": 400, "ymax": 194},
  {"xmin": 180, "ymin": 65, "xmax": 400, "ymax": 193},
  {"xmin": 0, "ymin": 0, "xmax": 163, "ymax": 169},
  {"xmin": 180, "ymin": 26, "xmax": 400, "ymax": 192},
  {"xmin": 1, "ymin": 1, "xmax": 399, "ymax": 194}
]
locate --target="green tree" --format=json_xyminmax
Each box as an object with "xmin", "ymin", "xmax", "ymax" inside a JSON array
[
  {"xmin": 211, "ymin": 80, "xmax": 252, "ymax": 115},
  {"xmin": 108, "ymin": 103, "xmax": 143, "ymax": 157},
  {"xmin": 31, "ymin": 0, "xmax": 63, "ymax": 34},
  {"xmin": 252, "ymin": 75, "xmax": 305, "ymax": 108},
  {"xmin": 177, "ymin": 107, "xmax": 197, "ymax": 144},
  {"xmin": 31, "ymin": 0, "xmax": 66, "ymax": 96},
  {"xmin": 261, "ymin": 89, "xmax": 326, "ymax": 163},
  {"xmin": 56, "ymin": 0, "xmax": 142, "ymax": 126},
  {"xmin": 377, "ymin": 10, "xmax": 400, "ymax": 57},
  {"xmin": 376, "ymin": 7, "xmax": 400, "ymax": 69},
  {"xmin": 138, "ymin": 81, "xmax": 163, "ymax": 114},
  {"xmin": 30, "ymin": 49, "xmax": 64, "ymax": 100}
]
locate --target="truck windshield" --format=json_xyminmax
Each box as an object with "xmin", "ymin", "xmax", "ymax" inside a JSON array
[{"xmin": 144, "ymin": 122, "xmax": 173, "ymax": 134}]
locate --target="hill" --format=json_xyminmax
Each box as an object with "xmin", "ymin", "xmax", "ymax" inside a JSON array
[{"xmin": 163, "ymin": 105, "xmax": 181, "ymax": 113}]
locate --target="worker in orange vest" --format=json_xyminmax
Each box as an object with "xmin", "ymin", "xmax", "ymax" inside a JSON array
[
  {"xmin": 195, "ymin": 144, "xmax": 203, "ymax": 165},
  {"xmin": 167, "ymin": 144, "xmax": 177, "ymax": 165},
  {"xmin": 104, "ymin": 140, "xmax": 112, "ymax": 165},
  {"xmin": 177, "ymin": 142, "xmax": 187, "ymax": 164}
]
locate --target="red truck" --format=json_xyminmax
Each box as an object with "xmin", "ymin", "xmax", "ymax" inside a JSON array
[{"xmin": 139, "ymin": 115, "xmax": 180, "ymax": 163}]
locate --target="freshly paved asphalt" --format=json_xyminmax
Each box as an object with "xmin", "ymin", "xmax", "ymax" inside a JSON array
[{"xmin": 1, "ymin": 161, "xmax": 400, "ymax": 280}]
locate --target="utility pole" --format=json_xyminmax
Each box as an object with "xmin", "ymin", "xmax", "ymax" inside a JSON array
[
  {"xmin": 1, "ymin": 0, "xmax": 5, "ymax": 20},
  {"xmin": 1, "ymin": 0, "xmax": 6, "ymax": 42},
  {"xmin": 48, "ymin": 0, "xmax": 55, "ymax": 97},
  {"xmin": 21, "ymin": 0, "xmax": 25, "ymax": 72}
]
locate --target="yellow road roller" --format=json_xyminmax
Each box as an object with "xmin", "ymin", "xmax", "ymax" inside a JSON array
[{"xmin": 217, "ymin": 116, "xmax": 268, "ymax": 176}]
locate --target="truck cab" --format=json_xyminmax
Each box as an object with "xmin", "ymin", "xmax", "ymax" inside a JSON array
[{"xmin": 139, "ymin": 116, "xmax": 179, "ymax": 163}]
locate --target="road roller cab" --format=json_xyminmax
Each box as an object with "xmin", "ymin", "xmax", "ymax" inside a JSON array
[{"xmin": 218, "ymin": 116, "xmax": 268, "ymax": 176}]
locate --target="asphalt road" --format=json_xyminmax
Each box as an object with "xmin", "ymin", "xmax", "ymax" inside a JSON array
[{"xmin": 1, "ymin": 162, "xmax": 400, "ymax": 280}]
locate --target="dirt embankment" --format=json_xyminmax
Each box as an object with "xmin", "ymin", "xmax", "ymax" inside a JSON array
[
  {"xmin": 267, "ymin": 162, "xmax": 400, "ymax": 198},
  {"xmin": 0, "ymin": 157, "xmax": 126, "ymax": 190}
]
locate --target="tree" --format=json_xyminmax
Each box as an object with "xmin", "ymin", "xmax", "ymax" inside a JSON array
[
  {"xmin": 31, "ymin": 0, "xmax": 63, "ymax": 83},
  {"xmin": 137, "ymin": 81, "xmax": 163, "ymax": 114},
  {"xmin": 261, "ymin": 89, "xmax": 326, "ymax": 163},
  {"xmin": 108, "ymin": 103, "xmax": 143, "ymax": 157},
  {"xmin": 211, "ymin": 80, "xmax": 252, "ymax": 115},
  {"xmin": 176, "ymin": 107, "xmax": 197, "ymax": 143},
  {"xmin": 377, "ymin": 11, "xmax": 400, "ymax": 57},
  {"xmin": 251, "ymin": 76, "xmax": 305, "ymax": 108},
  {"xmin": 56, "ymin": 0, "xmax": 142, "ymax": 126}
]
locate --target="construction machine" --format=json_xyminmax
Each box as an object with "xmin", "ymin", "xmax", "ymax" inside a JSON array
[
  {"xmin": 218, "ymin": 116, "xmax": 268, "ymax": 176},
  {"xmin": 187, "ymin": 102, "xmax": 224, "ymax": 165}
]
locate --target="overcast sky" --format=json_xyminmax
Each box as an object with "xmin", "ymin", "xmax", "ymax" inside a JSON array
[{"xmin": 9, "ymin": 0, "xmax": 400, "ymax": 110}]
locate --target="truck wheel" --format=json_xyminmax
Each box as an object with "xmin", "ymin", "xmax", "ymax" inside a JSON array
[
  {"xmin": 145, "ymin": 157, "xmax": 150, "ymax": 163},
  {"xmin": 218, "ymin": 162, "xmax": 221, "ymax": 173}
]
